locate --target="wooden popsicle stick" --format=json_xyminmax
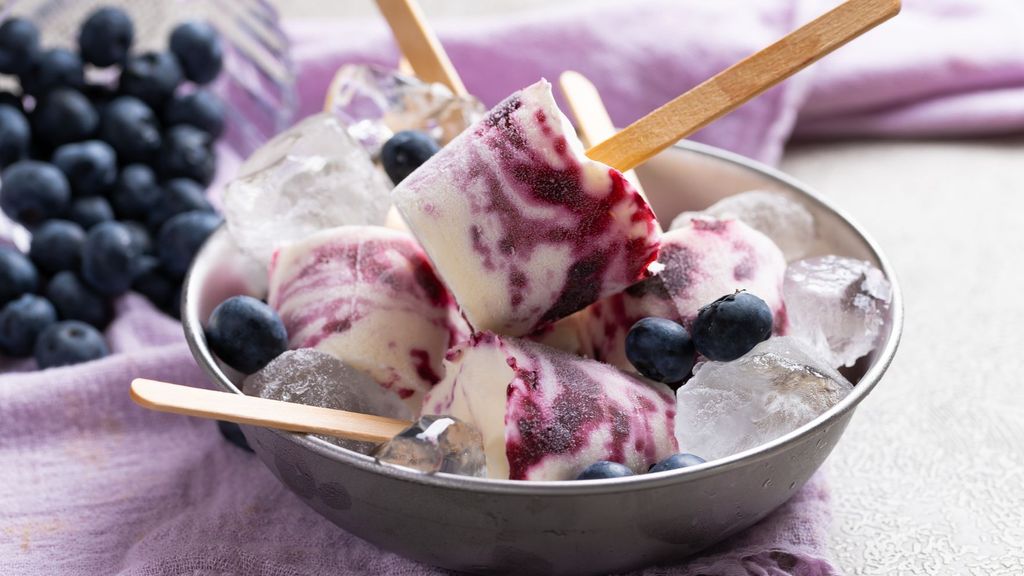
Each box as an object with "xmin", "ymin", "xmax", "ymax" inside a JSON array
[
  {"xmin": 586, "ymin": 0, "xmax": 901, "ymax": 172},
  {"xmin": 130, "ymin": 378, "xmax": 411, "ymax": 444},
  {"xmin": 559, "ymin": 71, "xmax": 647, "ymax": 197},
  {"xmin": 375, "ymin": 0, "xmax": 467, "ymax": 96}
]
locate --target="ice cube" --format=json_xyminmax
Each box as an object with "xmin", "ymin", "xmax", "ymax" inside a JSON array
[
  {"xmin": 784, "ymin": 255, "xmax": 892, "ymax": 368},
  {"xmin": 221, "ymin": 113, "xmax": 392, "ymax": 265},
  {"xmin": 674, "ymin": 336, "xmax": 853, "ymax": 461},
  {"xmin": 670, "ymin": 190, "xmax": 816, "ymax": 261},
  {"xmin": 325, "ymin": 64, "xmax": 485, "ymax": 158},
  {"xmin": 244, "ymin": 349, "xmax": 412, "ymax": 453},
  {"xmin": 373, "ymin": 415, "xmax": 487, "ymax": 477}
]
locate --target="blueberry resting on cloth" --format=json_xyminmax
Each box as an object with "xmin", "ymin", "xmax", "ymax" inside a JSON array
[
  {"xmin": 78, "ymin": 7, "xmax": 134, "ymax": 67},
  {"xmin": 34, "ymin": 320, "xmax": 109, "ymax": 368},
  {"xmin": 169, "ymin": 21, "xmax": 224, "ymax": 85},
  {"xmin": 0, "ymin": 295, "xmax": 57, "ymax": 357}
]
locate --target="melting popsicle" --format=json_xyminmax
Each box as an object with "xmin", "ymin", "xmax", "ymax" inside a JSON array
[
  {"xmin": 391, "ymin": 80, "xmax": 661, "ymax": 338},
  {"xmin": 421, "ymin": 332, "xmax": 678, "ymax": 481},
  {"xmin": 268, "ymin": 225, "xmax": 468, "ymax": 413}
]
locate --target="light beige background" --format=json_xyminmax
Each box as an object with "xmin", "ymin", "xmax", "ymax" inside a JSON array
[{"xmin": 283, "ymin": 2, "xmax": 1024, "ymax": 574}]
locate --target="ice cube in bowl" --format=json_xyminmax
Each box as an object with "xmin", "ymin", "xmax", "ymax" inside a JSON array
[{"xmin": 181, "ymin": 141, "xmax": 902, "ymax": 576}]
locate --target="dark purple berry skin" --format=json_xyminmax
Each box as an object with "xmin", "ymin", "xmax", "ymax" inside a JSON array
[
  {"xmin": 0, "ymin": 247, "xmax": 38, "ymax": 306},
  {"xmin": 158, "ymin": 125, "xmax": 216, "ymax": 185},
  {"xmin": 45, "ymin": 271, "xmax": 112, "ymax": 329},
  {"xmin": 691, "ymin": 292, "xmax": 774, "ymax": 362},
  {"xmin": 576, "ymin": 461, "xmax": 634, "ymax": 480},
  {"xmin": 34, "ymin": 320, "xmax": 109, "ymax": 368},
  {"xmin": 625, "ymin": 317, "xmax": 696, "ymax": 388},
  {"xmin": 119, "ymin": 51, "xmax": 183, "ymax": 110},
  {"xmin": 0, "ymin": 161, "xmax": 71, "ymax": 226},
  {"xmin": 31, "ymin": 89, "xmax": 97, "ymax": 149},
  {"xmin": 648, "ymin": 453, "xmax": 706, "ymax": 473},
  {"xmin": 205, "ymin": 296, "xmax": 288, "ymax": 374},
  {"xmin": 0, "ymin": 104, "xmax": 30, "ymax": 167},
  {"xmin": 0, "ymin": 18, "xmax": 41, "ymax": 76},
  {"xmin": 169, "ymin": 21, "xmax": 224, "ymax": 84},
  {"xmin": 20, "ymin": 48, "xmax": 84, "ymax": 97},
  {"xmin": 99, "ymin": 96, "xmax": 162, "ymax": 165},
  {"xmin": 0, "ymin": 294, "xmax": 57, "ymax": 357},
  {"xmin": 78, "ymin": 7, "xmax": 134, "ymax": 67}
]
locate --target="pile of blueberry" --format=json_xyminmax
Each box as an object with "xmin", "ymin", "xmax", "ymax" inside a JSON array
[
  {"xmin": 0, "ymin": 8, "xmax": 226, "ymax": 368},
  {"xmin": 625, "ymin": 291, "xmax": 774, "ymax": 388}
]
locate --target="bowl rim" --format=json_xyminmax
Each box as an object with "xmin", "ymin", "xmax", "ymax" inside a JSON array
[{"xmin": 182, "ymin": 139, "xmax": 904, "ymax": 495}]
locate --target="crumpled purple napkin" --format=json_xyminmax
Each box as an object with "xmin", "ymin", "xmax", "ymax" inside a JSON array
[{"xmin": 3, "ymin": 0, "xmax": 1024, "ymax": 574}]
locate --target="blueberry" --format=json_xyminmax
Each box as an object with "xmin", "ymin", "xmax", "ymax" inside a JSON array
[
  {"xmin": 120, "ymin": 51, "xmax": 183, "ymax": 110},
  {"xmin": 576, "ymin": 461, "xmax": 635, "ymax": 480},
  {"xmin": 34, "ymin": 320, "xmax": 109, "ymax": 368},
  {"xmin": 159, "ymin": 125, "xmax": 215, "ymax": 185},
  {"xmin": 122, "ymin": 220, "xmax": 153, "ymax": 255},
  {"xmin": 78, "ymin": 7, "xmax": 134, "ymax": 67},
  {"xmin": 81, "ymin": 221, "xmax": 145, "ymax": 296},
  {"xmin": 0, "ymin": 104, "xmax": 30, "ymax": 167},
  {"xmin": 0, "ymin": 294, "xmax": 57, "ymax": 357},
  {"xmin": 0, "ymin": 91, "xmax": 22, "ymax": 110},
  {"xmin": 80, "ymin": 83, "xmax": 118, "ymax": 111},
  {"xmin": 217, "ymin": 420, "xmax": 253, "ymax": 452},
  {"xmin": 132, "ymin": 261, "xmax": 177, "ymax": 312},
  {"xmin": 691, "ymin": 292, "xmax": 774, "ymax": 362},
  {"xmin": 32, "ymin": 89, "xmax": 98, "ymax": 149},
  {"xmin": 0, "ymin": 247, "xmax": 38, "ymax": 306},
  {"xmin": 163, "ymin": 90, "xmax": 225, "ymax": 138},
  {"xmin": 0, "ymin": 18, "xmax": 40, "ymax": 75},
  {"xmin": 648, "ymin": 453, "xmax": 706, "ymax": 474},
  {"xmin": 110, "ymin": 164, "xmax": 162, "ymax": 220},
  {"xmin": 169, "ymin": 21, "xmax": 223, "ymax": 85},
  {"xmin": 625, "ymin": 317, "xmax": 697, "ymax": 387},
  {"xmin": 67, "ymin": 196, "xmax": 115, "ymax": 230},
  {"xmin": 205, "ymin": 295, "xmax": 288, "ymax": 374},
  {"xmin": 157, "ymin": 210, "xmax": 221, "ymax": 277},
  {"xmin": 52, "ymin": 140, "xmax": 118, "ymax": 197},
  {"xmin": 20, "ymin": 48, "xmax": 84, "ymax": 97},
  {"xmin": 0, "ymin": 161, "xmax": 71, "ymax": 226},
  {"xmin": 381, "ymin": 130, "xmax": 440, "ymax": 185},
  {"xmin": 29, "ymin": 220, "xmax": 86, "ymax": 275},
  {"xmin": 99, "ymin": 96, "xmax": 161, "ymax": 164},
  {"xmin": 45, "ymin": 271, "xmax": 112, "ymax": 328},
  {"xmin": 148, "ymin": 178, "xmax": 212, "ymax": 230}
]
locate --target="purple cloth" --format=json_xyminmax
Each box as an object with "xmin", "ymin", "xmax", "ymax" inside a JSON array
[{"xmin": 4, "ymin": 0, "xmax": 1024, "ymax": 574}]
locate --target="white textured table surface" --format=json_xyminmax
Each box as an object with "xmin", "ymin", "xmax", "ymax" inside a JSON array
[{"xmin": 782, "ymin": 139, "xmax": 1024, "ymax": 575}]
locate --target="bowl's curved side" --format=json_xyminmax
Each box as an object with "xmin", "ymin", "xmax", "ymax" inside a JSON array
[
  {"xmin": 244, "ymin": 412, "xmax": 852, "ymax": 576},
  {"xmin": 181, "ymin": 140, "xmax": 902, "ymax": 575}
]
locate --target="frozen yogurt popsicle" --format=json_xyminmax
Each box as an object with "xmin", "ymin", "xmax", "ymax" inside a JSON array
[
  {"xmin": 268, "ymin": 225, "xmax": 467, "ymax": 413},
  {"xmin": 421, "ymin": 333, "xmax": 678, "ymax": 480},
  {"xmin": 586, "ymin": 215, "xmax": 788, "ymax": 371},
  {"xmin": 391, "ymin": 79, "xmax": 661, "ymax": 337}
]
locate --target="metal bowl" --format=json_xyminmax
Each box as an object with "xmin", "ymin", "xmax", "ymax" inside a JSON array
[{"xmin": 182, "ymin": 141, "xmax": 903, "ymax": 576}]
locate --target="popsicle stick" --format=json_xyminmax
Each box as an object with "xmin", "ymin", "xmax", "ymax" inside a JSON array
[
  {"xmin": 130, "ymin": 378, "xmax": 411, "ymax": 443},
  {"xmin": 587, "ymin": 0, "xmax": 901, "ymax": 171},
  {"xmin": 375, "ymin": 0, "xmax": 467, "ymax": 96},
  {"xmin": 559, "ymin": 71, "xmax": 646, "ymax": 197}
]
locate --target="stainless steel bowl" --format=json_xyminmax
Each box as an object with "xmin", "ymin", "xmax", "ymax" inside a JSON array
[{"xmin": 182, "ymin": 141, "xmax": 903, "ymax": 576}]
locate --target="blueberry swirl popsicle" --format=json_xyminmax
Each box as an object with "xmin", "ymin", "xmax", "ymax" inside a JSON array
[
  {"xmin": 391, "ymin": 80, "xmax": 661, "ymax": 337},
  {"xmin": 421, "ymin": 332, "xmax": 678, "ymax": 481},
  {"xmin": 268, "ymin": 226, "xmax": 467, "ymax": 414},
  {"xmin": 586, "ymin": 215, "xmax": 789, "ymax": 371}
]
